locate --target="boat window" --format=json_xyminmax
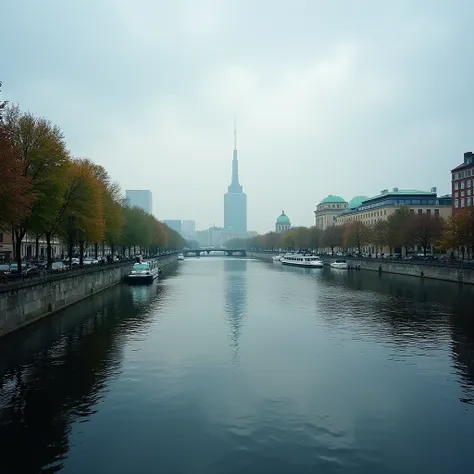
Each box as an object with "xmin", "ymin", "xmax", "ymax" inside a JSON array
[{"xmin": 132, "ymin": 263, "xmax": 149, "ymax": 270}]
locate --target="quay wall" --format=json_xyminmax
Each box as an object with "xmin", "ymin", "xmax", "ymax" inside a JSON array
[
  {"xmin": 0, "ymin": 254, "xmax": 177, "ymax": 338},
  {"xmin": 247, "ymin": 252, "xmax": 474, "ymax": 285}
]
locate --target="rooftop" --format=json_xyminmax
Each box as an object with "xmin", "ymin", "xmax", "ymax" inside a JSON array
[
  {"xmin": 349, "ymin": 195, "xmax": 369, "ymax": 209},
  {"xmin": 276, "ymin": 211, "xmax": 291, "ymax": 225},
  {"xmin": 319, "ymin": 195, "xmax": 346, "ymax": 204}
]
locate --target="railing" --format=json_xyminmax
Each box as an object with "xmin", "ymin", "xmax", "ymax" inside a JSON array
[{"xmin": 0, "ymin": 253, "xmax": 178, "ymax": 290}]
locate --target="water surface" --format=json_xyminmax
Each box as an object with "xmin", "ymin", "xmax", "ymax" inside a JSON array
[{"xmin": 1, "ymin": 258, "xmax": 474, "ymax": 474}]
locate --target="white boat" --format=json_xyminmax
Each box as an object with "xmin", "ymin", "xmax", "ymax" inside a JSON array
[
  {"xmin": 280, "ymin": 253, "xmax": 324, "ymax": 268},
  {"xmin": 178, "ymin": 254, "xmax": 185, "ymax": 261},
  {"xmin": 330, "ymin": 259, "xmax": 349, "ymax": 269},
  {"xmin": 272, "ymin": 254, "xmax": 283, "ymax": 262},
  {"xmin": 126, "ymin": 260, "xmax": 159, "ymax": 283}
]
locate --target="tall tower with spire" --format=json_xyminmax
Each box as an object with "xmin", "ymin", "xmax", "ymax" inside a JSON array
[{"xmin": 224, "ymin": 121, "xmax": 247, "ymax": 231}]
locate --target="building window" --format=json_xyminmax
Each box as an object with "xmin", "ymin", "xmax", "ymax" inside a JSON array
[
  {"xmin": 461, "ymin": 190, "xmax": 465, "ymax": 197},
  {"xmin": 461, "ymin": 181, "xmax": 465, "ymax": 189},
  {"xmin": 468, "ymin": 188, "xmax": 472, "ymax": 196},
  {"xmin": 454, "ymin": 182, "xmax": 459, "ymax": 190},
  {"xmin": 434, "ymin": 209, "xmax": 439, "ymax": 215},
  {"xmin": 468, "ymin": 197, "xmax": 472, "ymax": 206},
  {"xmin": 461, "ymin": 198, "xmax": 465, "ymax": 208},
  {"xmin": 426, "ymin": 209, "xmax": 431, "ymax": 214},
  {"xmin": 468, "ymin": 179, "xmax": 472, "ymax": 187},
  {"xmin": 455, "ymin": 199, "xmax": 459, "ymax": 208},
  {"xmin": 418, "ymin": 209, "xmax": 422, "ymax": 214}
]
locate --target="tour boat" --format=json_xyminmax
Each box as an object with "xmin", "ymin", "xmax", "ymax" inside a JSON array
[
  {"xmin": 280, "ymin": 253, "xmax": 324, "ymax": 268},
  {"xmin": 330, "ymin": 259, "xmax": 349, "ymax": 270},
  {"xmin": 178, "ymin": 254, "xmax": 185, "ymax": 261},
  {"xmin": 126, "ymin": 260, "xmax": 159, "ymax": 283}
]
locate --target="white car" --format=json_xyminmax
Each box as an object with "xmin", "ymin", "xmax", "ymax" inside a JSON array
[{"xmin": 83, "ymin": 257, "xmax": 99, "ymax": 265}]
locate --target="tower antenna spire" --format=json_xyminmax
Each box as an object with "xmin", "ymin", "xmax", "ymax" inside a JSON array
[{"xmin": 233, "ymin": 114, "xmax": 237, "ymax": 151}]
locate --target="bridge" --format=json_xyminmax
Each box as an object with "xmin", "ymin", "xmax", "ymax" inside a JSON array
[{"xmin": 183, "ymin": 248, "xmax": 246, "ymax": 257}]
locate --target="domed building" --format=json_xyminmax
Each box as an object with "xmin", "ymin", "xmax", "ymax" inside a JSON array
[
  {"xmin": 275, "ymin": 210, "xmax": 291, "ymax": 233},
  {"xmin": 314, "ymin": 195, "xmax": 348, "ymax": 230},
  {"xmin": 348, "ymin": 195, "xmax": 369, "ymax": 210}
]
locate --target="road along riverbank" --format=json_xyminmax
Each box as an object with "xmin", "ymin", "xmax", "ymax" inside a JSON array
[
  {"xmin": 247, "ymin": 252, "xmax": 474, "ymax": 285},
  {"xmin": 0, "ymin": 254, "xmax": 178, "ymax": 338}
]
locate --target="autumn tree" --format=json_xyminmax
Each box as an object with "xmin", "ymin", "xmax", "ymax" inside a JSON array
[
  {"xmin": 3, "ymin": 105, "xmax": 68, "ymax": 271},
  {"xmin": 408, "ymin": 213, "xmax": 444, "ymax": 256},
  {"xmin": 308, "ymin": 226, "xmax": 322, "ymax": 251},
  {"xmin": 321, "ymin": 225, "xmax": 344, "ymax": 255},
  {"xmin": 343, "ymin": 221, "xmax": 372, "ymax": 255},
  {"xmin": 87, "ymin": 161, "xmax": 124, "ymax": 257},
  {"xmin": 0, "ymin": 85, "xmax": 34, "ymax": 229},
  {"xmin": 371, "ymin": 220, "xmax": 389, "ymax": 255},
  {"xmin": 0, "ymin": 127, "xmax": 34, "ymax": 228},
  {"xmin": 261, "ymin": 232, "xmax": 280, "ymax": 250},
  {"xmin": 387, "ymin": 206, "xmax": 413, "ymax": 255},
  {"xmin": 58, "ymin": 160, "xmax": 105, "ymax": 267}
]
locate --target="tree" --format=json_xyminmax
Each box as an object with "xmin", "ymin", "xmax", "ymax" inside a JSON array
[
  {"xmin": 371, "ymin": 220, "xmax": 389, "ymax": 255},
  {"xmin": 58, "ymin": 160, "xmax": 105, "ymax": 267},
  {"xmin": 409, "ymin": 213, "xmax": 444, "ymax": 256},
  {"xmin": 3, "ymin": 105, "xmax": 68, "ymax": 271},
  {"xmin": 387, "ymin": 206, "xmax": 413, "ymax": 255},
  {"xmin": 321, "ymin": 225, "xmax": 344, "ymax": 255},
  {"xmin": 280, "ymin": 230, "xmax": 296, "ymax": 250},
  {"xmin": 261, "ymin": 232, "xmax": 280, "ymax": 250},
  {"xmin": 343, "ymin": 221, "xmax": 371, "ymax": 255},
  {"xmin": 0, "ymin": 84, "xmax": 34, "ymax": 229},
  {"xmin": 308, "ymin": 226, "xmax": 322, "ymax": 251},
  {"xmin": 0, "ymin": 127, "xmax": 34, "ymax": 228}
]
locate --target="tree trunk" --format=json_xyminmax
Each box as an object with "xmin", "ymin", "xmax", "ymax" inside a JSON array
[
  {"xmin": 46, "ymin": 232, "xmax": 52, "ymax": 268},
  {"xmin": 111, "ymin": 243, "xmax": 115, "ymax": 257},
  {"xmin": 35, "ymin": 235, "xmax": 40, "ymax": 260},
  {"xmin": 14, "ymin": 228, "xmax": 25, "ymax": 273},
  {"xmin": 79, "ymin": 241, "xmax": 85, "ymax": 265},
  {"xmin": 68, "ymin": 235, "xmax": 74, "ymax": 269},
  {"xmin": 94, "ymin": 243, "xmax": 98, "ymax": 259}
]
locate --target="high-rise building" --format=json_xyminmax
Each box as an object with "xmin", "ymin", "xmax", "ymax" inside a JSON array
[
  {"xmin": 125, "ymin": 190, "xmax": 153, "ymax": 214},
  {"xmin": 163, "ymin": 220, "xmax": 182, "ymax": 235},
  {"xmin": 224, "ymin": 125, "xmax": 247, "ymax": 231},
  {"xmin": 181, "ymin": 220, "xmax": 196, "ymax": 239}
]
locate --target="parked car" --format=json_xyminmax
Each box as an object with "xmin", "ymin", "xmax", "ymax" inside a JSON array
[
  {"xmin": 52, "ymin": 261, "xmax": 68, "ymax": 272},
  {"xmin": 83, "ymin": 257, "xmax": 99, "ymax": 265}
]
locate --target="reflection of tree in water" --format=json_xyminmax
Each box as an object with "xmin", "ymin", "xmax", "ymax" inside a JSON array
[
  {"xmin": 0, "ymin": 282, "xmax": 166, "ymax": 474},
  {"xmin": 223, "ymin": 259, "xmax": 248, "ymax": 363},
  {"xmin": 317, "ymin": 270, "xmax": 474, "ymax": 405}
]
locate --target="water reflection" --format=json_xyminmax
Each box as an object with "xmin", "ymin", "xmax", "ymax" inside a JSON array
[
  {"xmin": 0, "ymin": 282, "xmax": 166, "ymax": 474},
  {"xmin": 223, "ymin": 259, "xmax": 248, "ymax": 362},
  {"xmin": 278, "ymin": 265, "xmax": 474, "ymax": 407}
]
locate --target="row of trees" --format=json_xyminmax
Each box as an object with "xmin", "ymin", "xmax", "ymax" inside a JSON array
[
  {"xmin": 227, "ymin": 207, "xmax": 474, "ymax": 259},
  {"xmin": 0, "ymin": 85, "xmax": 184, "ymax": 270}
]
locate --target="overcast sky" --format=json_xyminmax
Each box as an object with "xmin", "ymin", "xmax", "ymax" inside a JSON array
[{"xmin": 3, "ymin": 0, "xmax": 473, "ymax": 232}]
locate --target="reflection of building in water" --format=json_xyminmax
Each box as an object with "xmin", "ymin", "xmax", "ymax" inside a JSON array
[
  {"xmin": 450, "ymin": 320, "xmax": 474, "ymax": 405},
  {"xmin": 223, "ymin": 259, "xmax": 248, "ymax": 362}
]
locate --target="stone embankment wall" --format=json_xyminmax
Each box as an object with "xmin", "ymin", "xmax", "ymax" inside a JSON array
[
  {"xmin": 247, "ymin": 252, "xmax": 474, "ymax": 285},
  {"xmin": 0, "ymin": 255, "xmax": 177, "ymax": 338}
]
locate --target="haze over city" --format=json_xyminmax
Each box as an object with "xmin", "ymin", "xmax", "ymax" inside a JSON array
[{"xmin": 2, "ymin": 0, "xmax": 473, "ymax": 232}]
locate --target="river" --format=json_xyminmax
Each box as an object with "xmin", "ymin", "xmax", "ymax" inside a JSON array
[{"xmin": 1, "ymin": 257, "xmax": 474, "ymax": 473}]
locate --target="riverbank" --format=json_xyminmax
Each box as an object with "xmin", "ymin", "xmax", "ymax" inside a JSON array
[
  {"xmin": 0, "ymin": 254, "xmax": 178, "ymax": 338},
  {"xmin": 247, "ymin": 251, "xmax": 474, "ymax": 285}
]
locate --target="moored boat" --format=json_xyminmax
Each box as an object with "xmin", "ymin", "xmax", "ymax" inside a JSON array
[
  {"xmin": 178, "ymin": 254, "xmax": 185, "ymax": 261},
  {"xmin": 272, "ymin": 254, "xmax": 283, "ymax": 262},
  {"xmin": 280, "ymin": 253, "xmax": 324, "ymax": 268},
  {"xmin": 330, "ymin": 259, "xmax": 349, "ymax": 269},
  {"xmin": 126, "ymin": 260, "xmax": 159, "ymax": 283}
]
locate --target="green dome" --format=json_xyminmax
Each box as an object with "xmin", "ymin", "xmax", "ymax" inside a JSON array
[
  {"xmin": 348, "ymin": 195, "xmax": 369, "ymax": 209},
  {"xmin": 276, "ymin": 210, "xmax": 290, "ymax": 225},
  {"xmin": 320, "ymin": 195, "xmax": 346, "ymax": 204}
]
